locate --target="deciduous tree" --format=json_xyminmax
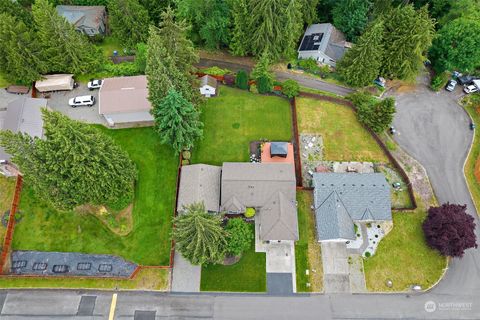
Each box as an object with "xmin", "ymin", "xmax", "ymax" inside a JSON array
[
  {"xmin": 0, "ymin": 110, "xmax": 137, "ymax": 211},
  {"xmin": 332, "ymin": 0, "xmax": 371, "ymax": 42},
  {"xmin": 151, "ymin": 89, "xmax": 203, "ymax": 153},
  {"xmin": 225, "ymin": 218, "xmax": 252, "ymax": 256},
  {"xmin": 281, "ymin": 79, "xmax": 300, "ymax": 98},
  {"xmin": 108, "ymin": 0, "xmax": 150, "ymax": 48},
  {"xmin": 173, "ymin": 202, "xmax": 227, "ymax": 265},
  {"xmin": 423, "ymin": 203, "xmax": 477, "ymax": 257}
]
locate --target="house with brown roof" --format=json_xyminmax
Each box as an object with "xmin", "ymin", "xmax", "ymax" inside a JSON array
[{"xmin": 98, "ymin": 76, "xmax": 154, "ymax": 128}]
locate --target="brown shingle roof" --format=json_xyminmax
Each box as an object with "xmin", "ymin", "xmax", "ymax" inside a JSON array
[{"xmin": 99, "ymin": 76, "xmax": 151, "ymax": 114}]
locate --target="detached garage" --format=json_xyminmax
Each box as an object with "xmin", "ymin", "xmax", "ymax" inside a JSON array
[{"xmin": 98, "ymin": 76, "xmax": 154, "ymax": 128}]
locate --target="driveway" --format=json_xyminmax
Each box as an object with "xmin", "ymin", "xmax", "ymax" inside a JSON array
[
  {"xmin": 321, "ymin": 242, "xmax": 350, "ymax": 293},
  {"xmin": 392, "ymin": 78, "xmax": 480, "ymax": 296},
  {"xmin": 265, "ymin": 242, "xmax": 296, "ymax": 294},
  {"xmin": 42, "ymin": 83, "xmax": 106, "ymax": 125},
  {"xmin": 171, "ymin": 251, "xmax": 201, "ymax": 292}
]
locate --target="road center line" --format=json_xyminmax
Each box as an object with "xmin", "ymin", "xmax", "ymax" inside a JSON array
[{"xmin": 108, "ymin": 293, "xmax": 118, "ymax": 320}]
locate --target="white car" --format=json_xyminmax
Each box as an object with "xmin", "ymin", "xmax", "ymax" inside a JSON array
[
  {"xmin": 464, "ymin": 85, "xmax": 479, "ymax": 94},
  {"xmin": 87, "ymin": 79, "xmax": 103, "ymax": 90},
  {"xmin": 68, "ymin": 95, "xmax": 95, "ymax": 107}
]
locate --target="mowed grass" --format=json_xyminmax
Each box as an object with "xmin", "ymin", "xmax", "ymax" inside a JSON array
[
  {"xmin": 13, "ymin": 127, "xmax": 178, "ymax": 266},
  {"xmin": 463, "ymin": 96, "xmax": 480, "ymax": 217},
  {"xmin": 0, "ymin": 268, "xmax": 168, "ymax": 290},
  {"xmin": 295, "ymin": 190, "xmax": 323, "ymax": 292},
  {"xmin": 200, "ymin": 226, "xmax": 266, "ymax": 292},
  {"xmin": 296, "ymin": 97, "xmax": 388, "ymax": 162},
  {"xmin": 192, "ymin": 86, "xmax": 292, "ymax": 164},
  {"xmin": 97, "ymin": 36, "xmax": 124, "ymax": 58},
  {"xmin": 0, "ymin": 176, "xmax": 16, "ymax": 240},
  {"xmin": 364, "ymin": 209, "xmax": 447, "ymax": 291}
]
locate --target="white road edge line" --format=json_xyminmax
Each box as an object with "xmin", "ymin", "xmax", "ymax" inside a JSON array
[{"xmin": 108, "ymin": 293, "xmax": 118, "ymax": 320}]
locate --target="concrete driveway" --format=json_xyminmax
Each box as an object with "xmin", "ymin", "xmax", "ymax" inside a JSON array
[
  {"xmin": 321, "ymin": 242, "xmax": 350, "ymax": 293},
  {"xmin": 392, "ymin": 78, "xmax": 480, "ymax": 296},
  {"xmin": 265, "ymin": 241, "xmax": 296, "ymax": 294}
]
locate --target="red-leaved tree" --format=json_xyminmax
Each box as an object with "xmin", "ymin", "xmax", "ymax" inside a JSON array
[{"xmin": 423, "ymin": 203, "xmax": 477, "ymax": 257}]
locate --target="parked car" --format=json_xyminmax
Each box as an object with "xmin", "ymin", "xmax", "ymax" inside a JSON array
[
  {"xmin": 389, "ymin": 126, "xmax": 396, "ymax": 135},
  {"xmin": 470, "ymin": 122, "xmax": 476, "ymax": 130},
  {"xmin": 445, "ymin": 79, "xmax": 457, "ymax": 92},
  {"xmin": 87, "ymin": 79, "xmax": 103, "ymax": 90},
  {"xmin": 458, "ymin": 75, "xmax": 475, "ymax": 86},
  {"xmin": 374, "ymin": 77, "xmax": 386, "ymax": 88},
  {"xmin": 464, "ymin": 85, "xmax": 479, "ymax": 94},
  {"xmin": 68, "ymin": 95, "xmax": 95, "ymax": 107}
]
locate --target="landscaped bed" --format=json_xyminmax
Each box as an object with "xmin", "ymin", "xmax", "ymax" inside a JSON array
[
  {"xmin": 295, "ymin": 190, "xmax": 323, "ymax": 292},
  {"xmin": 191, "ymin": 85, "xmax": 292, "ymax": 164},
  {"xmin": 200, "ymin": 226, "xmax": 266, "ymax": 292},
  {"xmin": 12, "ymin": 127, "xmax": 178, "ymax": 266}
]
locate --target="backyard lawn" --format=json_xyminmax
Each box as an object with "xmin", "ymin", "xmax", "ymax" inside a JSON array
[
  {"xmin": 12, "ymin": 127, "xmax": 178, "ymax": 266},
  {"xmin": 363, "ymin": 208, "xmax": 447, "ymax": 291},
  {"xmin": 200, "ymin": 226, "xmax": 266, "ymax": 292},
  {"xmin": 295, "ymin": 190, "xmax": 323, "ymax": 292},
  {"xmin": 296, "ymin": 97, "xmax": 388, "ymax": 162},
  {"xmin": 0, "ymin": 176, "xmax": 16, "ymax": 241},
  {"xmin": 191, "ymin": 86, "xmax": 292, "ymax": 165}
]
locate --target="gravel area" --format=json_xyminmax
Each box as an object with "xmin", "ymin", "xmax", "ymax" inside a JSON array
[
  {"xmin": 41, "ymin": 83, "xmax": 106, "ymax": 125},
  {"xmin": 11, "ymin": 250, "xmax": 137, "ymax": 277},
  {"xmin": 300, "ymin": 134, "xmax": 324, "ymax": 186}
]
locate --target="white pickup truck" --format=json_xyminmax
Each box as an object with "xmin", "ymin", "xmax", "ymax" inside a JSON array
[{"xmin": 464, "ymin": 79, "xmax": 480, "ymax": 94}]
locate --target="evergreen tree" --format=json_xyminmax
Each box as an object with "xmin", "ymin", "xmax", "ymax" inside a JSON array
[
  {"xmin": 151, "ymin": 89, "xmax": 203, "ymax": 153},
  {"xmin": 430, "ymin": 18, "xmax": 480, "ymax": 74},
  {"xmin": 0, "ymin": 110, "xmax": 137, "ymax": 211},
  {"xmin": 381, "ymin": 5, "xmax": 435, "ymax": 80},
  {"xmin": 332, "ymin": 0, "xmax": 371, "ymax": 42},
  {"xmin": 299, "ymin": 0, "xmax": 319, "ymax": 25},
  {"xmin": 108, "ymin": 0, "xmax": 150, "ymax": 48},
  {"xmin": 337, "ymin": 20, "xmax": 385, "ymax": 87},
  {"xmin": 32, "ymin": 0, "xmax": 101, "ymax": 74},
  {"xmin": 0, "ymin": 0, "xmax": 32, "ymax": 25},
  {"xmin": 229, "ymin": 0, "xmax": 250, "ymax": 56},
  {"xmin": 235, "ymin": 69, "xmax": 249, "ymax": 90},
  {"xmin": 0, "ymin": 14, "xmax": 45, "ymax": 84},
  {"xmin": 173, "ymin": 202, "xmax": 227, "ymax": 265},
  {"xmin": 140, "ymin": 0, "xmax": 172, "ymax": 25},
  {"xmin": 252, "ymin": 52, "xmax": 274, "ymax": 93}
]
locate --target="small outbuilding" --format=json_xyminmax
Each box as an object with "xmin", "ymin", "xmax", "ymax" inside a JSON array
[
  {"xmin": 270, "ymin": 142, "xmax": 289, "ymax": 158},
  {"xmin": 199, "ymin": 75, "xmax": 217, "ymax": 98},
  {"xmin": 35, "ymin": 74, "xmax": 75, "ymax": 92},
  {"xmin": 261, "ymin": 142, "xmax": 294, "ymax": 164}
]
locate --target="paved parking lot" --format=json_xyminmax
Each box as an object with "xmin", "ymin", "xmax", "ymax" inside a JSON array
[{"xmin": 41, "ymin": 83, "xmax": 106, "ymax": 125}]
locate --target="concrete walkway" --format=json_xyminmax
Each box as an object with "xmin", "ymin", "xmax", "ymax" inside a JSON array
[{"xmin": 171, "ymin": 252, "xmax": 201, "ymax": 292}]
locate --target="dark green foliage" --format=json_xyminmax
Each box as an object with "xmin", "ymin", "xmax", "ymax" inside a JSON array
[
  {"xmin": 0, "ymin": 0, "xmax": 32, "ymax": 25},
  {"xmin": 108, "ymin": 0, "xmax": 150, "ymax": 48},
  {"xmin": 32, "ymin": 0, "xmax": 102, "ymax": 75},
  {"xmin": 230, "ymin": 0, "xmax": 249, "ymax": 56},
  {"xmin": 173, "ymin": 202, "xmax": 227, "ymax": 265},
  {"xmin": 235, "ymin": 69, "xmax": 249, "ymax": 90},
  {"xmin": 381, "ymin": 5, "xmax": 435, "ymax": 80},
  {"xmin": 140, "ymin": 0, "xmax": 172, "ymax": 25},
  {"xmin": 299, "ymin": 0, "xmax": 319, "ymax": 25},
  {"xmin": 252, "ymin": 52, "xmax": 273, "ymax": 94},
  {"xmin": 436, "ymin": 0, "xmax": 480, "ymax": 27},
  {"xmin": 151, "ymin": 89, "xmax": 203, "ymax": 153},
  {"xmin": 225, "ymin": 218, "xmax": 253, "ymax": 256},
  {"xmin": 281, "ymin": 79, "xmax": 300, "ymax": 98},
  {"xmin": 0, "ymin": 110, "xmax": 137, "ymax": 211},
  {"xmin": 347, "ymin": 92, "xmax": 396, "ymax": 133},
  {"xmin": 0, "ymin": 14, "xmax": 45, "ymax": 84},
  {"xmin": 298, "ymin": 58, "xmax": 321, "ymax": 73},
  {"xmin": 430, "ymin": 18, "xmax": 480, "ymax": 73},
  {"xmin": 337, "ymin": 20, "xmax": 384, "ymax": 87},
  {"xmin": 256, "ymin": 77, "xmax": 272, "ymax": 94},
  {"xmin": 332, "ymin": 0, "xmax": 371, "ymax": 42},
  {"xmin": 430, "ymin": 72, "xmax": 449, "ymax": 91},
  {"xmin": 135, "ymin": 43, "xmax": 148, "ymax": 74},
  {"xmin": 102, "ymin": 62, "xmax": 140, "ymax": 76},
  {"xmin": 175, "ymin": 0, "xmax": 231, "ymax": 49}
]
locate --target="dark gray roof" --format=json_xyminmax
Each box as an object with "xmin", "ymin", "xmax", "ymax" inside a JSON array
[
  {"xmin": 56, "ymin": 5, "xmax": 106, "ymax": 29},
  {"xmin": 177, "ymin": 164, "xmax": 221, "ymax": 213},
  {"xmin": 0, "ymin": 97, "xmax": 47, "ymax": 161},
  {"xmin": 200, "ymin": 75, "xmax": 217, "ymax": 88},
  {"xmin": 270, "ymin": 142, "xmax": 288, "ymax": 156},
  {"xmin": 313, "ymin": 173, "xmax": 392, "ymax": 241},
  {"xmin": 298, "ymin": 23, "xmax": 348, "ymax": 61}
]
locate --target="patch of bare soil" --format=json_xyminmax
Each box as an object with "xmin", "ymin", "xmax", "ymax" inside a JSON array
[
  {"xmin": 75, "ymin": 203, "xmax": 133, "ymax": 236},
  {"xmin": 198, "ymin": 49, "xmax": 256, "ymax": 66},
  {"xmin": 388, "ymin": 80, "xmax": 417, "ymax": 94}
]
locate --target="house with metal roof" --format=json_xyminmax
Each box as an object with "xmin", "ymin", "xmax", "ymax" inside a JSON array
[
  {"xmin": 177, "ymin": 162, "xmax": 299, "ymax": 241},
  {"xmin": 56, "ymin": 5, "xmax": 106, "ymax": 36},
  {"xmin": 0, "ymin": 97, "xmax": 47, "ymax": 162},
  {"xmin": 297, "ymin": 23, "xmax": 351, "ymax": 67},
  {"xmin": 312, "ymin": 173, "xmax": 392, "ymax": 242}
]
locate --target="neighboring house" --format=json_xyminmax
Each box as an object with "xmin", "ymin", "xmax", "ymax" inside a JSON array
[
  {"xmin": 177, "ymin": 162, "xmax": 299, "ymax": 242},
  {"xmin": 56, "ymin": 5, "xmax": 107, "ymax": 36},
  {"xmin": 312, "ymin": 173, "xmax": 392, "ymax": 242},
  {"xmin": 0, "ymin": 97, "xmax": 47, "ymax": 167},
  {"xmin": 199, "ymin": 75, "xmax": 217, "ymax": 98},
  {"xmin": 297, "ymin": 23, "xmax": 351, "ymax": 67},
  {"xmin": 98, "ymin": 76, "xmax": 154, "ymax": 128}
]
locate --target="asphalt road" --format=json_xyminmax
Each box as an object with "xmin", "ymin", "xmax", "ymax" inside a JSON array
[{"xmin": 197, "ymin": 58, "xmax": 354, "ymax": 97}]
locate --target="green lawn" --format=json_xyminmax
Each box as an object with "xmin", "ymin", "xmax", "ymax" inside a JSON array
[
  {"xmin": 97, "ymin": 36, "xmax": 124, "ymax": 58},
  {"xmin": 12, "ymin": 127, "xmax": 178, "ymax": 266},
  {"xmin": 191, "ymin": 86, "xmax": 292, "ymax": 164},
  {"xmin": 295, "ymin": 190, "xmax": 323, "ymax": 292},
  {"xmin": 296, "ymin": 97, "xmax": 388, "ymax": 162},
  {"xmin": 463, "ymin": 95, "xmax": 480, "ymax": 217},
  {"xmin": 200, "ymin": 226, "xmax": 266, "ymax": 292},
  {"xmin": 363, "ymin": 209, "xmax": 447, "ymax": 291}
]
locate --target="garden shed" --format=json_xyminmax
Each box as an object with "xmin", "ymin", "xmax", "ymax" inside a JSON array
[
  {"xmin": 270, "ymin": 142, "xmax": 289, "ymax": 158},
  {"xmin": 199, "ymin": 75, "xmax": 217, "ymax": 98}
]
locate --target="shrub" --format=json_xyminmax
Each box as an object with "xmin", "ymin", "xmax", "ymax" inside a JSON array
[
  {"xmin": 245, "ymin": 207, "xmax": 256, "ymax": 218},
  {"xmin": 202, "ymin": 66, "xmax": 230, "ymax": 76},
  {"xmin": 181, "ymin": 159, "xmax": 190, "ymax": 166},
  {"xmin": 364, "ymin": 251, "xmax": 371, "ymax": 258},
  {"xmin": 135, "ymin": 42, "xmax": 148, "ymax": 74},
  {"xmin": 182, "ymin": 150, "xmax": 191, "ymax": 160},
  {"xmin": 430, "ymin": 72, "xmax": 449, "ymax": 91},
  {"xmin": 298, "ymin": 58, "xmax": 320, "ymax": 73},
  {"xmin": 281, "ymin": 79, "xmax": 300, "ymax": 98},
  {"xmin": 347, "ymin": 92, "xmax": 396, "ymax": 133},
  {"xmin": 256, "ymin": 76, "xmax": 272, "ymax": 94},
  {"xmin": 225, "ymin": 218, "xmax": 253, "ymax": 256},
  {"xmin": 102, "ymin": 61, "xmax": 140, "ymax": 77},
  {"xmin": 235, "ymin": 69, "xmax": 249, "ymax": 90},
  {"xmin": 249, "ymin": 84, "xmax": 258, "ymax": 94}
]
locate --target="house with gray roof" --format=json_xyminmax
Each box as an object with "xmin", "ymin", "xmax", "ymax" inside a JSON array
[
  {"xmin": 313, "ymin": 173, "xmax": 392, "ymax": 242},
  {"xmin": 177, "ymin": 162, "xmax": 299, "ymax": 241},
  {"xmin": 0, "ymin": 97, "xmax": 47, "ymax": 162},
  {"xmin": 56, "ymin": 5, "xmax": 106, "ymax": 36},
  {"xmin": 297, "ymin": 23, "xmax": 351, "ymax": 67}
]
